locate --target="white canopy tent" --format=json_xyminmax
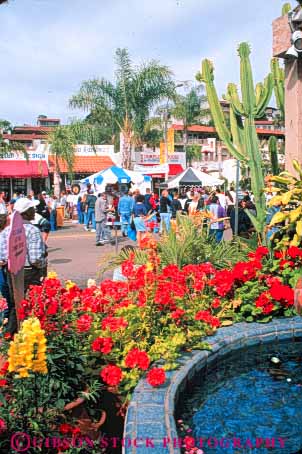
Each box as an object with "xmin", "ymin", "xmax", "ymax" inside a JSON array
[
  {"xmin": 80, "ymin": 166, "xmax": 151, "ymax": 193},
  {"xmin": 162, "ymin": 167, "xmax": 224, "ymax": 189}
]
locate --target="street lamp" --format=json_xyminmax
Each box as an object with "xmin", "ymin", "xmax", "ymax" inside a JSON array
[{"xmin": 285, "ymin": 8, "xmax": 302, "ymax": 58}]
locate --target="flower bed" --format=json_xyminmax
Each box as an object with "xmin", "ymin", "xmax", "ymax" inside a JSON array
[{"xmin": 0, "ymin": 244, "xmax": 300, "ymax": 452}]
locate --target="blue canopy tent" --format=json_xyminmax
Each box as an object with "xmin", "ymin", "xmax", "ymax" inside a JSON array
[{"xmin": 80, "ymin": 166, "xmax": 151, "ymax": 193}]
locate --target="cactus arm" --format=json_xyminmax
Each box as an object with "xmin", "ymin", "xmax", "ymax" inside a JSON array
[
  {"xmin": 230, "ymin": 106, "xmax": 245, "ymax": 158},
  {"xmin": 200, "ymin": 59, "xmax": 246, "ymax": 161},
  {"xmin": 282, "ymin": 3, "xmax": 291, "ymax": 15},
  {"xmin": 226, "ymin": 83, "xmax": 245, "ymax": 117},
  {"xmin": 271, "ymin": 58, "xmax": 285, "ymax": 120},
  {"xmin": 255, "ymin": 74, "xmax": 274, "ymax": 118},
  {"xmin": 238, "ymin": 43, "xmax": 256, "ymax": 115},
  {"xmin": 268, "ymin": 136, "xmax": 279, "ymax": 175},
  {"xmin": 244, "ymin": 116, "xmax": 267, "ymax": 233}
]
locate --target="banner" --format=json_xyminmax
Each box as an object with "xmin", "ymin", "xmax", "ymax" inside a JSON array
[
  {"xmin": 167, "ymin": 128, "xmax": 175, "ymax": 155},
  {"xmin": 160, "ymin": 142, "xmax": 166, "ymax": 164},
  {"xmin": 8, "ymin": 211, "xmax": 26, "ymax": 328}
]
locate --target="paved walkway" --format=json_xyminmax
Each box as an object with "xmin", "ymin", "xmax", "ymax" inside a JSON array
[{"xmin": 47, "ymin": 222, "xmax": 131, "ymax": 287}]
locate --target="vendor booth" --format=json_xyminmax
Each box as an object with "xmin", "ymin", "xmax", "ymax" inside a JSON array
[
  {"xmin": 161, "ymin": 167, "xmax": 224, "ymax": 190},
  {"xmin": 80, "ymin": 166, "xmax": 152, "ymax": 194}
]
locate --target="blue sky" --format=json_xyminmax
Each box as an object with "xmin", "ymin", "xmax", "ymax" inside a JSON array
[{"xmin": 0, "ymin": 0, "xmax": 287, "ymax": 126}]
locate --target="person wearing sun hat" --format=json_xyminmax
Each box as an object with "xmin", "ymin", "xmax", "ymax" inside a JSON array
[
  {"xmin": 0, "ymin": 198, "xmax": 47, "ymax": 292},
  {"xmin": 0, "ymin": 197, "xmax": 47, "ymax": 333}
]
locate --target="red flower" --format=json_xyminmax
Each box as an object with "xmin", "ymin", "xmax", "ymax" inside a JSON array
[
  {"xmin": 101, "ymin": 316, "xmax": 128, "ymax": 332},
  {"xmin": 0, "ymin": 418, "xmax": 6, "ymax": 432},
  {"xmin": 59, "ymin": 423, "xmax": 73, "ymax": 434},
  {"xmin": 91, "ymin": 337, "xmax": 113, "ymax": 354},
  {"xmin": 72, "ymin": 427, "xmax": 81, "ymax": 436},
  {"xmin": 0, "ymin": 362, "xmax": 9, "ymax": 376},
  {"xmin": 125, "ymin": 348, "xmax": 150, "ymax": 370},
  {"xmin": 287, "ymin": 246, "xmax": 302, "ymax": 259},
  {"xmin": 263, "ymin": 303, "xmax": 275, "ymax": 314},
  {"xmin": 255, "ymin": 292, "xmax": 274, "ymax": 314},
  {"xmin": 147, "ymin": 367, "xmax": 166, "ymax": 387},
  {"xmin": 0, "ymin": 380, "xmax": 7, "ymax": 387},
  {"xmin": 232, "ymin": 260, "xmax": 262, "ymax": 283},
  {"xmin": 211, "ymin": 298, "xmax": 221, "ymax": 309},
  {"xmin": 171, "ymin": 308, "xmax": 185, "ymax": 320},
  {"xmin": 279, "ymin": 259, "xmax": 294, "ymax": 269},
  {"xmin": 183, "ymin": 436, "xmax": 195, "ymax": 449},
  {"xmin": 248, "ymin": 246, "xmax": 269, "ymax": 260},
  {"xmin": 76, "ymin": 315, "xmax": 93, "ymax": 332},
  {"xmin": 121, "ymin": 254, "xmax": 135, "ymax": 278},
  {"xmin": 269, "ymin": 282, "xmax": 294, "ymax": 306},
  {"xmin": 275, "ymin": 251, "xmax": 285, "ymax": 259},
  {"xmin": 195, "ymin": 310, "xmax": 221, "ymax": 328},
  {"xmin": 209, "ymin": 269, "xmax": 234, "ymax": 296},
  {"xmin": 100, "ymin": 365, "xmax": 123, "ymax": 386}
]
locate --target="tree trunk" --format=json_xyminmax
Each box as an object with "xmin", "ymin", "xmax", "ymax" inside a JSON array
[
  {"xmin": 53, "ymin": 171, "xmax": 61, "ymax": 198},
  {"xmin": 121, "ymin": 131, "xmax": 132, "ymax": 169}
]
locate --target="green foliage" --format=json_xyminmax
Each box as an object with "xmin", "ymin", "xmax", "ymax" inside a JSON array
[
  {"xmin": 266, "ymin": 161, "xmax": 302, "ymax": 249},
  {"xmin": 186, "ymin": 144, "xmax": 201, "ymax": 166},
  {"xmin": 200, "ymin": 43, "xmax": 273, "ymax": 240},
  {"xmin": 157, "ymin": 215, "xmax": 250, "ymax": 269},
  {"xmin": 268, "ymin": 136, "xmax": 279, "ymax": 175},
  {"xmin": 48, "ymin": 125, "xmax": 76, "ymax": 176},
  {"xmin": 70, "ymin": 48, "xmax": 175, "ymax": 168},
  {"xmin": 271, "ymin": 58, "xmax": 285, "ymax": 121}
]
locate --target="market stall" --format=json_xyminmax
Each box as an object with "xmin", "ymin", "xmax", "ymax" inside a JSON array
[
  {"xmin": 161, "ymin": 167, "xmax": 224, "ymax": 190},
  {"xmin": 80, "ymin": 166, "xmax": 152, "ymax": 194}
]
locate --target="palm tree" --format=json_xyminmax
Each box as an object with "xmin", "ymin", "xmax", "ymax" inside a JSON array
[
  {"xmin": 48, "ymin": 126, "xmax": 76, "ymax": 197},
  {"xmin": 0, "ymin": 120, "xmax": 26, "ymax": 159},
  {"xmin": 69, "ymin": 48, "xmax": 175, "ymax": 169},
  {"xmin": 171, "ymin": 87, "xmax": 210, "ymax": 164},
  {"xmin": 186, "ymin": 145, "xmax": 202, "ymax": 166}
]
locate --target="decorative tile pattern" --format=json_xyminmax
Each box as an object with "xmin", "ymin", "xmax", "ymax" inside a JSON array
[{"xmin": 123, "ymin": 317, "xmax": 302, "ymax": 454}]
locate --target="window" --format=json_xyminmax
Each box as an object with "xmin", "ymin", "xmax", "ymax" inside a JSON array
[
  {"xmin": 0, "ymin": 178, "xmax": 10, "ymax": 200},
  {"xmin": 12, "ymin": 178, "xmax": 26, "ymax": 196}
]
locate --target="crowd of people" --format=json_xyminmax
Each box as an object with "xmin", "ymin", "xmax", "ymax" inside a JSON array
[{"xmin": 72, "ymin": 184, "xmax": 259, "ymax": 247}]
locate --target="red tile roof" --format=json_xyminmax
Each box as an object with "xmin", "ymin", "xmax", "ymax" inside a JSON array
[
  {"xmin": 171, "ymin": 124, "xmax": 285, "ymax": 137},
  {"xmin": 14, "ymin": 126, "xmax": 52, "ymax": 132},
  {"xmin": 48, "ymin": 155, "xmax": 114, "ymax": 173},
  {"xmin": 3, "ymin": 134, "xmax": 48, "ymax": 141},
  {"xmin": 172, "ymin": 124, "xmax": 216, "ymax": 133}
]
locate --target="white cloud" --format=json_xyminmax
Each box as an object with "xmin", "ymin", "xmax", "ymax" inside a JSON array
[{"xmin": 0, "ymin": 0, "xmax": 286, "ymax": 124}]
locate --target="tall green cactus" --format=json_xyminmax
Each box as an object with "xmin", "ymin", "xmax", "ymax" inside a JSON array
[
  {"xmin": 282, "ymin": 3, "xmax": 292, "ymax": 15},
  {"xmin": 268, "ymin": 136, "xmax": 279, "ymax": 175},
  {"xmin": 271, "ymin": 58, "xmax": 285, "ymax": 120},
  {"xmin": 200, "ymin": 43, "xmax": 273, "ymax": 240}
]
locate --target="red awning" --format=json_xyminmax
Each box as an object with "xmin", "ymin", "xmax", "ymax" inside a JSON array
[
  {"xmin": 0, "ymin": 160, "xmax": 48, "ymax": 178},
  {"xmin": 169, "ymin": 164, "xmax": 184, "ymax": 176}
]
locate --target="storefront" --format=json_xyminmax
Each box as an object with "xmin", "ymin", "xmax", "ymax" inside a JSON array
[
  {"xmin": 0, "ymin": 150, "xmax": 49, "ymax": 199},
  {"xmin": 133, "ymin": 162, "xmax": 184, "ymax": 193}
]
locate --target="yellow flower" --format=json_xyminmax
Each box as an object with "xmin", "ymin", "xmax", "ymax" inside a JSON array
[
  {"xmin": 47, "ymin": 271, "xmax": 57, "ymax": 279},
  {"xmin": 65, "ymin": 280, "xmax": 76, "ymax": 290},
  {"xmin": 145, "ymin": 262, "xmax": 153, "ymax": 272},
  {"xmin": 8, "ymin": 317, "xmax": 48, "ymax": 378}
]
